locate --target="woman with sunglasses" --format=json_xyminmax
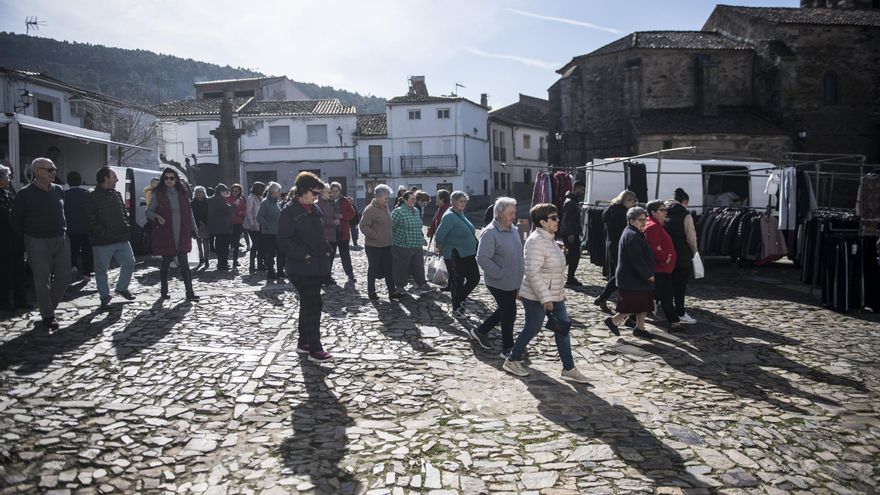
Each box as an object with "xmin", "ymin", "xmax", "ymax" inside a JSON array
[
  {"xmin": 146, "ymin": 167, "xmax": 199, "ymax": 301},
  {"xmin": 277, "ymin": 172, "xmax": 334, "ymax": 363},
  {"xmin": 502, "ymin": 203, "xmax": 589, "ymax": 383},
  {"xmin": 604, "ymin": 206, "xmax": 655, "ymax": 339}
]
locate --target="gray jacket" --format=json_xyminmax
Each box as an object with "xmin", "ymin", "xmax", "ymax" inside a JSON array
[{"xmin": 476, "ymin": 219, "xmax": 524, "ymax": 291}]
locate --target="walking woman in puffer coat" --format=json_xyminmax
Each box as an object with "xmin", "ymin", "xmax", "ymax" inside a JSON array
[{"xmin": 501, "ymin": 203, "xmax": 589, "ymax": 384}]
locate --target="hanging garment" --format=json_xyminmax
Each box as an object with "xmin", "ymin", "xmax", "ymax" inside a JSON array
[
  {"xmin": 779, "ymin": 167, "xmax": 798, "ymax": 230},
  {"xmin": 587, "ymin": 207, "xmax": 606, "ymax": 269},
  {"xmin": 552, "ymin": 172, "xmax": 573, "ymax": 213},
  {"xmin": 531, "ymin": 171, "xmax": 551, "ymax": 207},
  {"xmin": 624, "ymin": 162, "xmax": 648, "ymax": 203},
  {"xmin": 764, "ymin": 170, "xmax": 781, "ymax": 196}
]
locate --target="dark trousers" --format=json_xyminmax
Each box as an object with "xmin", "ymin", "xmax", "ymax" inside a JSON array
[
  {"xmin": 160, "ymin": 252, "xmax": 194, "ymax": 296},
  {"xmin": 671, "ymin": 264, "xmax": 691, "ymax": 317},
  {"xmin": 330, "ymin": 241, "xmax": 353, "ymax": 277},
  {"xmin": 477, "ymin": 286, "xmax": 518, "ymax": 350},
  {"xmin": 247, "ymin": 229, "xmax": 262, "ymax": 268},
  {"xmin": 597, "ymin": 258, "xmax": 618, "ymax": 302},
  {"xmin": 262, "ymin": 233, "xmax": 279, "ymax": 277},
  {"xmin": 289, "ymin": 274, "xmax": 324, "ymax": 351},
  {"xmin": 654, "ymin": 272, "xmax": 680, "ymax": 324},
  {"xmin": 0, "ymin": 247, "xmax": 27, "ymax": 305},
  {"xmin": 214, "ymin": 233, "xmax": 231, "ymax": 269},
  {"xmin": 365, "ymin": 245, "xmax": 394, "ymax": 294},
  {"xmin": 564, "ymin": 238, "xmax": 581, "ymax": 281},
  {"xmin": 450, "ymin": 252, "xmax": 480, "ymax": 309},
  {"xmin": 69, "ymin": 232, "xmax": 93, "ymax": 275},
  {"xmin": 230, "ymin": 224, "xmax": 244, "ymax": 265}
]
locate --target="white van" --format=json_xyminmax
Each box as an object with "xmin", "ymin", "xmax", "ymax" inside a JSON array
[{"xmin": 585, "ymin": 158, "xmax": 777, "ymax": 210}]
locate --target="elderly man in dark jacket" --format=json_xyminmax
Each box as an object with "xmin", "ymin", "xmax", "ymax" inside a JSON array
[
  {"xmin": 82, "ymin": 166, "xmax": 136, "ymax": 307},
  {"xmin": 207, "ymin": 183, "xmax": 239, "ymax": 271},
  {"xmin": 561, "ymin": 181, "xmax": 585, "ymax": 287}
]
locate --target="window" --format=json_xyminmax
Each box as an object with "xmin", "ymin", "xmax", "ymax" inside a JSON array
[
  {"xmin": 494, "ymin": 172, "xmax": 500, "ymax": 190},
  {"xmin": 823, "ymin": 71, "xmax": 839, "ymax": 106},
  {"xmin": 407, "ymin": 141, "xmax": 422, "ymax": 156},
  {"xmin": 408, "ymin": 109, "xmax": 421, "ymax": 120},
  {"xmin": 198, "ymin": 123, "xmax": 213, "ymax": 154},
  {"xmin": 37, "ymin": 100, "xmax": 55, "ymax": 121},
  {"xmin": 524, "ymin": 168, "xmax": 532, "ymax": 185},
  {"xmin": 523, "ymin": 134, "xmax": 531, "ymax": 149},
  {"xmin": 437, "ymin": 108, "xmax": 450, "ymax": 119},
  {"xmin": 307, "ymin": 124, "xmax": 327, "ymax": 144},
  {"xmin": 269, "ymin": 125, "xmax": 291, "ymax": 146},
  {"xmin": 492, "ymin": 129, "xmax": 500, "ymax": 160},
  {"xmin": 437, "ymin": 182, "xmax": 453, "ymax": 193},
  {"xmin": 499, "ymin": 131, "xmax": 507, "ymax": 162},
  {"xmin": 539, "ymin": 136, "xmax": 547, "ymax": 161}
]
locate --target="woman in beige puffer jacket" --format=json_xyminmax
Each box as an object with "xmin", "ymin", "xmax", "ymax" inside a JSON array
[{"xmin": 502, "ymin": 203, "xmax": 590, "ymax": 384}]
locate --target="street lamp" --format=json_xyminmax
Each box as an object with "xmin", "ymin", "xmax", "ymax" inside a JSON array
[{"xmin": 336, "ymin": 126, "xmax": 344, "ymax": 146}]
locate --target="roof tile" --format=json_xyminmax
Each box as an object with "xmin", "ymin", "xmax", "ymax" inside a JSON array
[
  {"xmin": 357, "ymin": 114, "xmax": 387, "ymax": 136},
  {"xmin": 715, "ymin": 5, "xmax": 880, "ymax": 27}
]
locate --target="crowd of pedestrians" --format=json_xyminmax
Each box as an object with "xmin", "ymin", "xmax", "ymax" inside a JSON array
[{"xmin": 0, "ymin": 158, "xmax": 702, "ymax": 380}]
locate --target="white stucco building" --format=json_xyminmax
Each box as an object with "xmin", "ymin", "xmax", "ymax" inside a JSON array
[
  {"xmin": 354, "ymin": 76, "xmax": 490, "ymax": 203},
  {"xmin": 488, "ymin": 94, "xmax": 550, "ymax": 200}
]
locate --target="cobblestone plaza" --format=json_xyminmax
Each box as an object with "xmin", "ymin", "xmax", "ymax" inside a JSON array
[{"xmin": 1, "ymin": 246, "xmax": 878, "ymax": 494}]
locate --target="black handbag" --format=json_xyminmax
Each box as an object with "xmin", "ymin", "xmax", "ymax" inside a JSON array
[{"xmin": 544, "ymin": 311, "xmax": 571, "ymax": 336}]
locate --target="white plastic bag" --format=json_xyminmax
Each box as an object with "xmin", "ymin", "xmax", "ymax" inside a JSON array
[
  {"xmin": 428, "ymin": 255, "xmax": 448, "ymax": 286},
  {"xmin": 692, "ymin": 252, "xmax": 705, "ymax": 279}
]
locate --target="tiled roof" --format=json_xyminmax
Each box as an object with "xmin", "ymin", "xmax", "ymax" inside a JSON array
[
  {"xmin": 240, "ymin": 99, "xmax": 355, "ymax": 116},
  {"xmin": 153, "ymin": 97, "xmax": 252, "ymax": 116},
  {"xmin": 589, "ymin": 31, "xmax": 752, "ymax": 57},
  {"xmin": 193, "ymin": 76, "xmax": 282, "ymax": 86},
  {"xmin": 357, "ymin": 114, "xmax": 387, "ymax": 136},
  {"xmin": 632, "ymin": 107, "xmax": 787, "ymax": 136},
  {"xmin": 714, "ymin": 5, "xmax": 880, "ymax": 27},
  {"xmin": 0, "ymin": 67, "xmax": 149, "ymax": 111},
  {"xmin": 489, "ymin": 97, "xmax": 549, "ymax": 129},
  {"xmin": 388, "ymin": 94, "xmax": 465, "ymax": 105}
]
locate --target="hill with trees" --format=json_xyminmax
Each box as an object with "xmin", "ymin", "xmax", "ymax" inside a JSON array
[{"xmin": 0, "ymin": 32, "xmax": 387, "ymax": 112}]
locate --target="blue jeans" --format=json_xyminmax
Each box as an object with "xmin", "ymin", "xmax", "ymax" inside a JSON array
[
  {"xmin": 92, "ymin": 241, "xmax": 135, "ymax": 298},
  {"xmin": 510, "ymin": 298, "xmax": 574, "ymax": 370}
]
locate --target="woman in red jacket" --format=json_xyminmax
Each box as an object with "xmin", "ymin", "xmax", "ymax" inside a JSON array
[
  {"xmin": 227, "ymin": 183, "xmax": 248, "ymax": 269},
  {"xmin": 643, "ymin": 200, "xmax": 681, "ymax": 330}
]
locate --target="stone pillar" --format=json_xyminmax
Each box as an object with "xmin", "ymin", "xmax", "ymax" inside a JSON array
[{"xmin": 210, "ymin": 98, "xmax": 245, "ymax": 186}]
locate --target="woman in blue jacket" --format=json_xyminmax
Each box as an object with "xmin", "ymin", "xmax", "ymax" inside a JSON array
[
  {"xmin": 277, "ymin": 172, "xmax": 334, "ymax": 363},
  {"xmin": 434, "ymin": 190, "xmax": 480, "ymax": 317}
]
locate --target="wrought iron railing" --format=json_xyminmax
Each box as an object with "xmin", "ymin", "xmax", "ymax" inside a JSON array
[
  {"xmin": 198, "ymin": 138, "xmax": 212, "ymax": 154},
  {"xmin": 400, "ymin": 154, "xmax": 458, "ymax": 175}
]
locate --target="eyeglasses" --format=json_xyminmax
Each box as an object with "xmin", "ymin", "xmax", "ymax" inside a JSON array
[
  {"xmin": 546, "ymin": 215, "xmax": 559, "ymax": 221},
  {"xmin": 163, "ymin": 176, "xmax": 177, "ymax": 181}
]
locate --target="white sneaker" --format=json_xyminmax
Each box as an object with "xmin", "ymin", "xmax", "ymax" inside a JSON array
[
  {"xmin": 502, "ymin": 357, "xmax": 529, "ymax": 377},
  {"xmin": 561, "ymin": 367, "xmax": 590, "ymax": 384},
  {"xmin": 680, "ymin": 313, "xmax": 697, "ymax": 324}
]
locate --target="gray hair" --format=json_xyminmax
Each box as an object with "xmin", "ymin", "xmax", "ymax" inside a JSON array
[
  {"xmin": 450, "ymin": 190, "xmax": 469, "ymax": 203},
  {"xmin": 30, "ymin": 157, "xmax": 54, "ymax": 174},
  {"xmin": 626, "ymin": 206, "xmax": 648, "ymax": 222},
  {"xmin": 493, "ymin": 196, "xmax": 516, "ymax": 219},
  {"xmin": 330, "ymin": 181, "xmax": 342, "ymax": 191},
  {"xmin": 192, "ymin": 186, "xmax": 206, "ymax": 198},
  {"xmin": 265, "ymin": 181, "xmax": 282, "ymax": 196},
  {"xmin": 374, "ymin": 184, "xmax": 393, "ymax": 199},
  {"xmin": 0, "ymin": 164, "xmax": 9, "ymax": 180},
  {"xmin": 612, "ymin": 189, "xmax": 638, "ymax": 205}
]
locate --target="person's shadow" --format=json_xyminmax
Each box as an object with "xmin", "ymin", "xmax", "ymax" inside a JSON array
[
  {"xmin": 0, "ymin": 306, "xmax": 123, "ymax": 375},
  {"xmin": 279, "ymin": 360, "xmax": 363, "ymax": 494},
  {"xmin": 112, "ymin": 300, "xmax": 191, "ymax": 359}
]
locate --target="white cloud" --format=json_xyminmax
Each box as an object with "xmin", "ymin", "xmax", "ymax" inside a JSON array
[
  {"xmin": 505, "ymin": 8, "xmax": 622, "ymax": 34},
  {"xmin": 465, "ymin": 47, "xmax": 560, "ymax": 70}
]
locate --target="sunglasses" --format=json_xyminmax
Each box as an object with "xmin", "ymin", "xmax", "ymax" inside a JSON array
[{"xmin": 163, "ymin": 176, "xmax": 177, "ymax": 181}]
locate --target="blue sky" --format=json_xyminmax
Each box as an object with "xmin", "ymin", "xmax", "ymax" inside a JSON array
[{"xmin": 0, "ymin": 0, "xmax": 798, "ymax": 108}]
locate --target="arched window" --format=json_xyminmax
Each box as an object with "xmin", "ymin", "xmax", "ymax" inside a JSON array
[{"xmin": 823, "ymin": 71, "xmax": 839, "ymax": 106}]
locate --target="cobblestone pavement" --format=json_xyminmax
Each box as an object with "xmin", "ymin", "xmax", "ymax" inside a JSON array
[{"xmin": 1, "ymin": 242, "xmax": 879, "ymax": 494}]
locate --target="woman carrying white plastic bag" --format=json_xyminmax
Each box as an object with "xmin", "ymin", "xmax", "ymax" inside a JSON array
[{"xmin": 426, "ymin": 240, "xmax": 448, "ymax": 286}]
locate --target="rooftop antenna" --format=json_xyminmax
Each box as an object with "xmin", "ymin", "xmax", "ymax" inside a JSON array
[
  {"xmin": 25, "ymin": 16, "xmax": 46, "ymax": 35},
  {"xmin": 453, "ymin": 82, "xmax": 465, "ymax": 96}
]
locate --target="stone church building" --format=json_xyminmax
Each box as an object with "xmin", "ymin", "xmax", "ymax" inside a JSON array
[{"xmin": 548, "ymin": 1, "xmax": 880, "ymax": 166}]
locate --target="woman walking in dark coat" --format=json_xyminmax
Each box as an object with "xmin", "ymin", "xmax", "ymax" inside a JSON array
[
  {"xmin": 147, "ymin": 167, "xmax": 199, "ymax": 301},
  {"xmin": 603, "ymin": 206, "xmax": 654, "ymax": 339},
  {"xmin": 207, "ymin": 184, "xmax": 239, "ymax": 271},
  {"xmin": 594, "ymin": 190, "xmax": 637, "ymax": 313},
  {"xmin": 277, "ymin": 172, "xmax": 334, "ymax": 363},
  {"xmin": 191, "ymin": 186, "xmax": 210, "ymax": 269},
  {"xmin": 665, "ymin": 188, "xmax": 699, "ymax": 324}
]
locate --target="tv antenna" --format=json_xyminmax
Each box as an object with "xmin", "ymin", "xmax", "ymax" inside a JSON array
[{"xmin": 25, "ymin": 16, "xmax": 47, "ymax": 35}]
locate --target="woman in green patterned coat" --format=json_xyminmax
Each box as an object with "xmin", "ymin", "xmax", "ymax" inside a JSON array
[{"xmin": 391, "ymin": 191, "xmax": 435, "ymax": 296}]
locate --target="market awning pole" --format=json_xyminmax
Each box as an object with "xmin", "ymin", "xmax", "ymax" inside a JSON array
[{"xmin": 655, "ymin": 150, "xmax": 663, "ymax": 199}]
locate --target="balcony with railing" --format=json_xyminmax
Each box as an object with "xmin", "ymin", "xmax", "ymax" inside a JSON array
[
  {"xmin": 357, "ymin": 156, "xmax": 392, "ymax": 177},
  {"xmin": 400, "ymin": 154, "xmax": 459, "ymax": 175},
  {"xmin": 198, "ymin": 138, "xmax": 212, "ymax": 154}
]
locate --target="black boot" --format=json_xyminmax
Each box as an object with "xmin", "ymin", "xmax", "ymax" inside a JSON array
[{"xmin": 183, "ymin": 270, "xmax": 199, "ymax": 301}]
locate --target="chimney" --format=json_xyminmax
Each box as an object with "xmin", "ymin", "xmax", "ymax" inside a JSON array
[
  {"xmin": 408, "ymin": 76, "xmax": 429, "ymax": 97},
  {"xmin": 480, "ymin": 93, "xmax": 489, "ymax": 108}
]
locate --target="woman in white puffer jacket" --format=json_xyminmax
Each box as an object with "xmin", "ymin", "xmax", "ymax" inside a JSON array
[{"xmin": 502, "ymin": 203, "xmax": 590, "ymax": 384}]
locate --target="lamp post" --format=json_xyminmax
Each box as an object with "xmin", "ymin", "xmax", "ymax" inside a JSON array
[{"xmin": 336, "ymin": 126, "xmax": 344, "ymax": 146}]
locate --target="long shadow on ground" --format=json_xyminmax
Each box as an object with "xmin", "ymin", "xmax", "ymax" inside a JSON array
[
  {"xmin": 0, "ymin": 306, "xmax": 123, "ymax": 375},
  {"xmin": 112, "ymin": 300, "xmax": 192, "ymax": 359},
  {"xmin": 279, "ymin": 359, "xmax": 362, "ymax": 495}
]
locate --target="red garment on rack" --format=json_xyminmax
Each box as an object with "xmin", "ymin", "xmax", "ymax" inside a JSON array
[{"xmin": 552, "ymin": 172, "xmax": 572, "ymax": 213}]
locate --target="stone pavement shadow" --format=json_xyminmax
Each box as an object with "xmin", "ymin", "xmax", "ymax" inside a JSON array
[
  {"xmin": 627, "ymin": 312, "xmax": 867, "ymax": 414},
  {"xmin": 256, "ymin": 283, "xmax": 286, "ymax": 306},
  {"xmin": 519, "ymin": 366, "xmax": 717, "ymax": 493},
  {"xmin": 0, "ymin": 306, "xmax": 123, "ymax": 375},
  {"xmin": 369, "ymin": 295, "xmax": 439, "ymax": 353},
  {"xmin": 112, "ymin": 301, "xmax": 192, "ymax": 359},
  {"xmin": 279, "ymin": 360, "xmax": 363, "ymax": 495}
]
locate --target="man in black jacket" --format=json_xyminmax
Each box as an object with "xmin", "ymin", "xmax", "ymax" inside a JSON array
[
  {"xmin": 82, "ymin": 167, "xmax": 136, "ymax": 307},
  {"xmin": 561, "ymin": 181, "xmax": 585, "ymax": 287}
]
